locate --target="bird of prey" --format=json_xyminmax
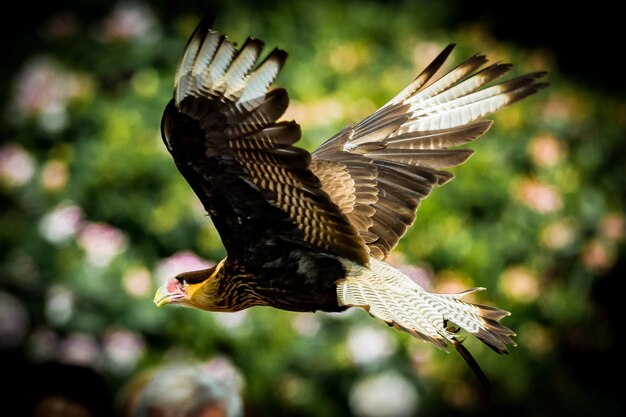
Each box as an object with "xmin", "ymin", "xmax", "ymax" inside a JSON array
[{"xmin": 154, "ymin": 15, "xmax": 547, "ymax": 385}]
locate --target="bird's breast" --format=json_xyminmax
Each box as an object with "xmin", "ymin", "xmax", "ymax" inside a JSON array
[{"xmin": 228, "ymin": 250, "xmax": 351, "ymax": 313}]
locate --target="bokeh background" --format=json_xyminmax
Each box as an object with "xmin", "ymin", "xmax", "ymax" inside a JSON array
[{"xmin": 2, "ymin": 1, "xmax": 624, "ymax": 416}]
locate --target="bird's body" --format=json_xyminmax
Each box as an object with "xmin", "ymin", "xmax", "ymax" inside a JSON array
[{"xmin": 154, "ymin": 15, "xmax": 547, "ymax": 385}]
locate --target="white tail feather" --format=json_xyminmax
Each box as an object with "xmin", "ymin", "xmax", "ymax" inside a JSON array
[{"xmin": 337, "ymin": 258, "xmax": 515, "ymax": 352}]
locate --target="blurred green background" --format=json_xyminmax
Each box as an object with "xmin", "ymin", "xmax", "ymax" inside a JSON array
[{"xmin": 1, "ymin": 1, "xmax": 624, "ymax": 416}]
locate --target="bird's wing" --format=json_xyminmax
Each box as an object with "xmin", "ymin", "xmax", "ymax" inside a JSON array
[
  {"xmin": 162, "ymin": 16, "xmax": 369, "ymax": 265},
  {"xmin": 312, "ymin": 44, "xmax": 547, "ymax": 260}
]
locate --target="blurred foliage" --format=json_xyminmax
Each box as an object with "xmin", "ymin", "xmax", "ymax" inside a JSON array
[{"xmin": 1, "ymin": 1, "xmax": 625, "ymax": 416}]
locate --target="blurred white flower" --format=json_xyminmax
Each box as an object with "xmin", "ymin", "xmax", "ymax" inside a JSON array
[
  {"xmin": 203, "ymin": 356, "xmax": 246, "ymax": 393},
  {"xmin": 45, "ymin": 285, "xmax": 75, "ymax": 325},
  {"xmin": 122, "ymin": 266, "xmax": 152, "ymax": 298},
  {"xmin": 291, "ymin": 313, "xmax": 321, "ymax": 337},
  {"xmin": 99, "ymin": 1, "xmax": 158, "ymax": 42},
  {"xmin": 155, "ymin": 251, "xmax": 214, "ymax": 284},
  {"xmin": 514, "ymin": 178, "xmax": 563, "ymax": 213},
  {"xmin": 78, "ymin": 222, "xmax": 128, "ymax": 267},
  {"xmin": 213, "ymin": 311, "xmax": 248, "ymax": 330},
  {"xmin": 528, "ymin": 134, "xmax": 564, "ymax": 167},
  {"xmin": 347, "ymin": 325, "xmax": 397, "ymax": 367},
  {"xmin": 133, "ymin": 363, "xmax": 243, "ymax": 417},
  {"xmin": 38, "ymin": 202, "xmax": 84, "ymax": 244},
  {"xmin": 103, "ymin": 327, "xmax": 146, "ymax": 373},
  {"xmin": 58, "ymin": 332, "xmax": 101, "ymax": 367},
  {"xmin": 0, "ymin": 291, "xmax": 29, "ymax": 348},
  {"xmin": 0, "ymin": 143, "xmax": 35, "ymax": 188},
  {"xmin": 349, "ymin": 372, "xmax": 418, "ymax": 417}
]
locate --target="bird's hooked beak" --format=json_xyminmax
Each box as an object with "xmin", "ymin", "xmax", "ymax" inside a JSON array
[{"xmin": 153, "ymin": 279, "xmax": 184, "ymax": 307}]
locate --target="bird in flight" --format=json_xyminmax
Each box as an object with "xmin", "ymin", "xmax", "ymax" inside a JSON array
[{"xmin": 154, "ymin": 15, "xmax": 547, "ymax": 386}]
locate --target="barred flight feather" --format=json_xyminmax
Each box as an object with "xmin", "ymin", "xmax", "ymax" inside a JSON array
[
  {"xmin": 337, "ymin": 258, "xmax": 517, "ymax": 354},
  {"xmin": 384, "ymin": 121, "xmax": 492, "ymax": 150},
  {"xmin": 312, "ymin": 43, "xmax": 546, "ymax": 259},
  {"xmin": 223, "ymin": 38, "xmax": 265, "ymax": 100},
  {"xmin": 159, "ymin": 16, "xmax": 547, "ymax": 388}
]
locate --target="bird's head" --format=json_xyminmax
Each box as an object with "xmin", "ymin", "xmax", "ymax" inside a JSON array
[{"xmin": 153, "ymin": 259, "xmax": 228, "ymax": 311}]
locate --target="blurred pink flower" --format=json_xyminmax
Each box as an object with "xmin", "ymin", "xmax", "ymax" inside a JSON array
[
  {"xmin": 514, "ymin": 178, "xmax": 563, "ymax": 213},
  {"xmin": 78, "ymin": 222, "xmax": 128, "ymax": 267},
  {"xmin": 581, "ymin": 239, "xmax": 616, "ymax": 273},
  {"xmin": 388, "ymin": 255, "xmax": 433, "ymax": 289},
  {"xmin": 58, "ymin": 332, "xmax": 101, "ymax": 367},
  {"xmin": 155, "ymin": 251, "xmax": 214, "ymax": 284},
  {"xmin": 0, "ymin": 143, "xmax": 35, "ymax": 188},
  {"xmin": 347, "ymin": 325, "xmax": 397, "ymax": 367},
  {"xmin": 203, "ymin": 356, "xmax": 245, "ymax": 393},
  {"xmin": 39, "ymin": 202, "xmax": 84, "ymax": 244},
  {"xmin": 540, "ymin": 220, "xmax": 575, "ymax": 250},
  {"xmin": 600, "ymin": 212, "xmax": 625, "ymax": 242},
  {"xmin": 103, "ymin": 327, "xmax": 146, "ymax": 373},
  {"xmin": 123, "ymin": 266, "xmax": 152, "ymax": 298},
  {"xmin": 12, "ymin": 57, "xmax": 92, "ymax": 131},
  {"xmin": 499, "ymin": 266, "xmax": 540, "ymax": 302},
  {"xmin": 40, "ymin": 159, "xmax": 68, "ymax": 191},
  {"xmin": 0, "ymin": 291, "xmax": 29, "ymax": 348},
  {"xmin": 99, "ymin": 1, "xmax": 158, "ymax": 42},
  {"xmin": 528, "ymin": 134, "xmax": 564, "ymax": 167}
]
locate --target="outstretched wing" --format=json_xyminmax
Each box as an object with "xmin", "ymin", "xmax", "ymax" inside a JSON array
[
  {"xmin": 312, "ymin": 44, "xmax": 547, "ymax": 260},
  {"xmin": 162, "ymin": 16, "xmax": 369, "ymax": 265}
]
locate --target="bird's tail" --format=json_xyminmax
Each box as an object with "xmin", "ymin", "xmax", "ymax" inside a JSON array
[{"xmin": 337, "ymin": 258, "xmax": 516, "ymax": 386}]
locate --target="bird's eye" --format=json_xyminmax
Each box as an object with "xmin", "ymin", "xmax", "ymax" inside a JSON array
[{"xmin": 178, "ymin": 278, "xmax": 188, "ymax": 290}]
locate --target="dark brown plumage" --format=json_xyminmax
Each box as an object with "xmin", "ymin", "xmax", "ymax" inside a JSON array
[{"xmin": 154, "ymin": 14, "xmax": 547, "ymax": 386}]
